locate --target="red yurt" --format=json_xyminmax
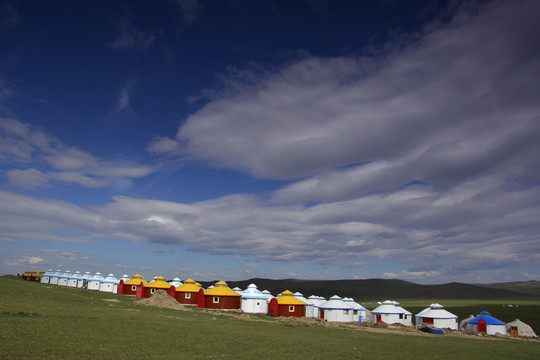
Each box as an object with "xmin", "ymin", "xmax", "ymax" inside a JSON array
[
  {"xmin": 120, "ymin": 274, "xmax": 150, "ymax": 296},
  {"xmin": 142, "ymin": 276, "xmax": 175, "ymax": 298},
  {"xmin": 199, "ymin": 281, "xmax": 241, "ymax": 309},
  {"xmin": 175, "ymin": 278, "xmax": 201, "ymax": 305},
  {"xmin": 269, "ymin": 290, "xmax": 306, "ymax": 317}
]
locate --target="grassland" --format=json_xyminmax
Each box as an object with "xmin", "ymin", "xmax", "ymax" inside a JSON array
[{"xmin": 1, "ymin": 279, "xmax": 539, "ymax": 360}]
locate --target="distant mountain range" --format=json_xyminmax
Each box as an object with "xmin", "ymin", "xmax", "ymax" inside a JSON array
[{"xmin": 198, "ymin": 278, "xmax": 539, "ymax": 300}]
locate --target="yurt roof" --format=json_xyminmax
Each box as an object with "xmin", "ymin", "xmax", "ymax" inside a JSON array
[
  {"xmin": 371, "ymin": 300, "xmax": 409, "ymax": 315},
  {"xmin": 205, "ymin": 282, "xmax": 241, "ymax": 297},
  {"xmin": 102, "ymin": 274, "xmax": 119, "ymax": 283},
  {"xmin": 124, "ymin": 277, "xmax": 150, "ymax": 286},
  {"xmin": 293, "ymin": 292, "xmax": 313, "ymax": 305},
  {"xmin": 468, "ymin": 311, "xmax": 505, "ymax": 325},
  {"xmin": 146, "ymin": 276, "xmax": 172, "ymax": 289},
  {"xmin": 416, "ymin": 307, "xmax": 457, "ymax": 319},
  {"xmin": 241, "ymin": 284, "xmax": 268, "ymax": 299},
  {"xmin": 169, "ymin": 278, "xmax": 183, "ymax": 287},
  {"xmin": 276, "ymin": 290, "xmax": 307, "ymax": 305},
  {"xmin": 176, "ymin": 281, "xmax": 201, "ymax": 292},
  {"xmin": 319, "ymin": 295, "xmax": 355, "ymax": 310},
  {"xmin": 343, "ymin": 298, "xmax": 366, "ymax": 310}
]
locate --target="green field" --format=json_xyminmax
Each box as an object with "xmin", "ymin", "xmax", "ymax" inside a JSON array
[{"xmin": 0, "ymin": 279, "xmax": 538, "ymax": 360}]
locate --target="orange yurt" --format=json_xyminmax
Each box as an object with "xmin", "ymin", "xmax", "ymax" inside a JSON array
[
  {"xmin": 200, "ymin": 281, "xmax": 241, "ymax": 309},
  {"xmin": 143, "ymin": 276, "xmax": 175, "ymax": 298},
  {"xmin": 175, "ymin": 278, "xmax": 201, "ymax": 305},
  {"xmin": 269, "ymin": 290, "xmax": 306, "ymax": 317},
  {"xmin": 121, "ymin": 274, "xmax": 150, "ymax": 296}
]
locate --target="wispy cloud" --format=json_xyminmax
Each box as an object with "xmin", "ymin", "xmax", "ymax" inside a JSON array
[
  {"xmin": 176, "ymin": 0, "xmax": 204, "ymax": 26},
  {"xmin": 0, "ymin": 117, "xmax": 155, "ymax": 189},
  {"xmin": 107, "ymin": 18, "xmax": 156, "ymax": 51}
]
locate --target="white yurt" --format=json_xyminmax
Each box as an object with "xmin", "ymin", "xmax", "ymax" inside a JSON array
[
  {"xmin": 294, "ymin": 292, "xmax": 316, "ymax": 317},
  {"xmin": 40, "ymin": 270, "xmax": 54, "ymax": 284},
  {"xmin": 460, "ymin": 315, "xmax": 475, "ymax": 331},
  {"xmin": 49, "ymin": 270, "xmax": 62, "ymax": 285},
  {"xmin": 168, "ymin": 278, "xmax": 183, "ymax": 287},
  {"xmin": 67, "ymin": 271, "xmax": 82, "ymax": 287},
  {"xmin": 318, "ymin": 295, "xmax": 356, "ymax": 322},
  {"xmin": 371, "ymin": 300, "xmax": 412, "ymax": 326},
  {"xmin": 307, "ymin": 295, "xmax": 326, "ymax": 318},
  {"xmin": 57, "ymin": 270, "xmax": 71, "ymax": 286},
  {"xmin": 343, "ymin": 298, "xmax": 368, "ymax": 322},
  {"xmin": 466, "ymin": 311, "xmax": 506, "ymax": 335},
  {"xmin": 99, "ymin": 274, "xmax": 119, "ymax": 293},
  {"xmin": 87, "ymin": 272, "xmax": 104, "ymax": 290},
  {"xmin": 261, "ymin": 290, "xmax": 274, "ymax": 300},
  {"xmin": 241, "ymin": 284, "xmax": 269, "ymax": 314},
  {"xmin": 232, "ymin": 287, "xmax": 244, "ymax": 295},
  {"xmin": 79, "ymin": 271, "xmax": 93, "ymax": 288},
  {"xmin": 414, "ymin": 303, "xmax": 458, "ymax": 330},
  {"xmin": 505, "ymin": 319, "xmax": 537, "ymax": 338},
  {"xmin": 119, "ymin": 274, "xmax": 130, "ymax": 284}
]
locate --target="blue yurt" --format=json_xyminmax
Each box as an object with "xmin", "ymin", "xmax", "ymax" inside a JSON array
[{"xmin": 466, "ymin": 311, "xmax": 506, "ymax": 335}]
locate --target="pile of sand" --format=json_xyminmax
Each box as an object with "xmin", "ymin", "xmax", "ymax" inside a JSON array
[{"xmin": 137, "ymin": 290, "xmax": 188, "ymax": 311}]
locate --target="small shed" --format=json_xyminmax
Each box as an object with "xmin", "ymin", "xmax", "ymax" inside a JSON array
[
  {"xmin": 201, "ymin": 281, "xmax": 241, "ymax": 309},
  {"xmin": 122, "ymin": 274, "xmax": 150, "ymax": 296},
  {"xmin": 175, "ymin": 278, "xmax": 201, "ymax": 304},
  {"xmin": 505, "ymin": 319, "xmax": 537, "ymax": 338},
  {"xmin": 241, "ymin": 284, "xmax": 269, "ymax": 314},
  {"xmin": 466, "ymin": 311, "xmax": 506, "ymax": 335},
  {"xmin": 371, "ymin": 300, "xmax": 412, "ymax": 326},
  {"xmin": 318, "ymin": 295, "xmax": 355, "ymax": 322},
  {"xmin": 415, "ymin": 303, "xmax": 458, "ymax": 330},
  {"xmin": 268, "ymin": 290, "xmax": 306, "ymax": 317}
]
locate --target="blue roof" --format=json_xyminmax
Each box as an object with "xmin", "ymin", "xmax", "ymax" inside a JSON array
[{"xmin": 468, "ymin": 311, "xmax": 505, "ymax": 325}]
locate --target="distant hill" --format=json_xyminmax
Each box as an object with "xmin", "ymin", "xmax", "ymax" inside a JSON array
[
  {"xmin": 198, "ymin": 278, "xmax": 536, "ymax": 300},
  {"xmin": 474, "ymin": 280, "xmax": 540, "ymax": 296}
]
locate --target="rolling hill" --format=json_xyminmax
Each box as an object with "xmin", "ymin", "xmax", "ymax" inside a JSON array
[{"xmin": 198, "ymin": 278, "xmax": 536, "ymax": 300}]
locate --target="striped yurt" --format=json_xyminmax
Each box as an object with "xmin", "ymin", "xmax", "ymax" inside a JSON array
[
  {"xmin": 175, "ymin": 278, "xmax": 201, "ymax": 304},
  {"xmin": 415, "ymin": 303, "xmax": 458, "ymax": 330},
  {"xmin": 57, "ymin": 270, "xmax": 71, "ymax": 286},
  {"xmin": 201, "ymin": 281, "xmax": 241, "ymax": 309},
  {"xmin": 67, "ymin": 271, "xmax": 82, "ymax": 287},
  {"xmin": 87, "ymin": 272, "xmax": 104, "ymax": 290},
  {"xmin": 371, "ymin": 300, "xmax": 412, "ymax": 326},
  {"xmin": 318, "ymin": 295, "xmax": 355, "ymax": 322},
  {"xmin": 49, "ymin": 270, "xmax": 62, "ymax": 285},
  {"xmin": 268, "ymin": 290, "xmax": 306, "ymax": 317},
  {"xmin": 241, "ymin": 284, "xmax": 269, "ymax": 314},
  {"xmin": 40, "ymin": 270, "xmax": 54, "ymax": 284},
  {"xmin": 99, "ymin": 274, "xmax": 120, "ymax": 293}
]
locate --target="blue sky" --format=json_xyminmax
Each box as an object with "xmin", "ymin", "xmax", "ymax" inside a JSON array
[{"xmin": 1, "ymin": 0, "xmax": 539, "ymax": 284}]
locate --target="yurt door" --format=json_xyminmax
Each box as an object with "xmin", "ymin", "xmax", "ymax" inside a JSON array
[
  {"xmin": 510, "ymin": 326, "xmax": 518, "ymax": 337},
  {"xmin": 376, "ymin": 314, "xmax": 381, "ymax": 323},
  {"xmin": 320, "ymin": 311, "xmax": 324, "ymax": 320},
  {"xmin": 478, "ymin": 319, "xmax": 487, "ymax": 333}
]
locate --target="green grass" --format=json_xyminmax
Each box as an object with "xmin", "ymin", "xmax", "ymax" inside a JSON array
[{"xmin": 0, "ymin": 279, "xmax": 539, "ymax": 359}]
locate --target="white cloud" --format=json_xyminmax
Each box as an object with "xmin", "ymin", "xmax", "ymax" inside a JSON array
[{"xmin": 1, "ymin": 118, "xmax": 155, "ymax": 189}]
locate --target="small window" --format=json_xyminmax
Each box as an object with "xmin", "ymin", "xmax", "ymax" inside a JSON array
[
  {"xmin": 151, "ymin": 288, "xmax": 155, "ymax": 294},
  {"xmin": 343, "ymin": 310, "xmax": 349, "ymax": 315},
  {"xmin": 289, "ymin": 306, "xmax": 295, "ymax": 312},
  {"xmin": 185, "ymin": 293, "xmax": 191, "ymax": 299},
  {"xmin": 256, "ymin": 302, "xmax": 260, "ymax": 305},
  {"xmin": 399, "ymin": 314, "xmax": 403, "ymax": 319},
  {"xmin": 213, "ymin": 296, "xmax": 219, "ymax": 303},
  {"xmin": 353, "ymin": 310, "xmax": 358, "ymax": 315},
  {"xmin": 132, "ymin": 286, "xmax": 136, "ymax": 291}
]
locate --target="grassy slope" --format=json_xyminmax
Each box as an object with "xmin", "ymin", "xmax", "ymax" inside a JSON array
[
  {"xmin": 1, "ymin": 279, "xmax": 539, "ymax": 360},
  {"xmin": 202, "ymin": 278, "xmax": 535, "ymax": 300},
  {"xmin": 474, "ymin": 281, "xmax": 540, "ymax": 296}
]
